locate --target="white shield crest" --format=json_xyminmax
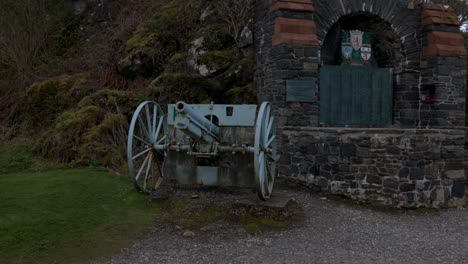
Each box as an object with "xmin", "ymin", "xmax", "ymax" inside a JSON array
[
  {"xmin": 361, "ymin": 46, "xmax": 372, "ymax": 62},
  {"xmin": 350, "ymin": 30, "xmax": 364, "ymax": 51},
  {"xmin": 342, "ymin": 45, "xmax": 352, "ymax": 59}
]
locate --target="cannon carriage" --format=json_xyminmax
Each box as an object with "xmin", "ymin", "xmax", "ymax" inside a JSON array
[{"xmin": 127, "ymin": 101, "xmax": 277, "ymax": 200}]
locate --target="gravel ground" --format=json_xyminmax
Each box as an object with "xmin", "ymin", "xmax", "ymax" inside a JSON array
[{"xmin": 92, "ymin": 188, "xmax": 468, "ymax": 264}]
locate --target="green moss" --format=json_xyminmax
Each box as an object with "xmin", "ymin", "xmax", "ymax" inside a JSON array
[
  {"xmin": 165, "ymin": 53, "xmax": 189, "ymax": 73},
  {"xmin": 148, "ymin": 73, "xmax": 223, "ymax": 103},
  {"xmin": 224, "ymin": 84, "xmax": 257, "ymax": 104},
  {"xmin": 17, "ymin": 74, "xmax": 89, "ymax": 131},
  {"xmin": 197, "ymin": 50, "xmax": 237, "ymax": 70},
  {"xmin": 35, "ymin": 89, "xmax": 140, "ymax": 167},
  {"xmin": 158, "ymin": 199, "xmax": 228, "ymax": 229},
  {"xmin": 78, "ymin": 89, "xmax": 139, "ymax": 115},
  {"xmin": 125, "ymin": 0, "xmax": 206, "ymax": 73},
  {"xmin": 154, "ymin": 198, "xmax": 303, "ymax": 235},
  {"xmin": 224, "ymin": 56, "xmax": 255, "ymax": 86},
  {"xmin": 36, "ymin": 106, "xmax": 105, "ymax": 163},
  {"xmin": 79, "ymin": 113, "xmax": 129, "ymax": 167}
]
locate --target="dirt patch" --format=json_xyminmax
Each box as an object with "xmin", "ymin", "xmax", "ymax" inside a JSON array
[{"xmin": 151, "ymin": 188, "xmax": 304, "ymax": 235}]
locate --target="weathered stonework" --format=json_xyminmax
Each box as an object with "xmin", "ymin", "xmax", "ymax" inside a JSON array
[
  {"xmin": 255, "ymin": 0, "xmax": 467, "ymax": 208},
  {"xmin": 280, "ymin": 127, "xmax": 466, "ymax": 208}
]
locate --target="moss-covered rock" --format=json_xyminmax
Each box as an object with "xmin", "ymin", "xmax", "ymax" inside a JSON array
[
  {"xmin": 197, "ymin": 50, "xmax": 237, "ymax": 73},
  {"xmin": 195, "ymin": 25, "xmax": 235, "ymax": 51},
  {"xmin": 165, "ymin": 53, "xmax": 190, "ymax": 73}
]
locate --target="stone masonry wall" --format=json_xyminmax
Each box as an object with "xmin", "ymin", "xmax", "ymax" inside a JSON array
[
  {"xmin": 280, "ymin": 127, "xmax": 466, "ymax": 208},
  {"xmin": 419, "ymin": 4, "xmax": 467, "ymax": 128},
  {"xmin": 255, "ymin": 0, "xmax": 320, "ymax": 127}
]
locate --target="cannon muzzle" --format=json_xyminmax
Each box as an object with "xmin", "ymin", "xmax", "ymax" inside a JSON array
[{"xmin": 174, "ymin": 101, "xmax": 220, "ymax": 143}]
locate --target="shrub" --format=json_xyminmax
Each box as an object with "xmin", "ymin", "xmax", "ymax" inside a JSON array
[{"xmin": 16, "ymin": 74, "xmax": 89, "ymax": 131}]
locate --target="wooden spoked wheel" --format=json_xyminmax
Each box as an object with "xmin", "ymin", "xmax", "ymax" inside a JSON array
[
  {"xmin": 254, "ymin": 102, "xmax": 277, "ymax": 200},
  {"xmin": 127, "ymin": 101, "xmax": 167, "ymax": 194}
]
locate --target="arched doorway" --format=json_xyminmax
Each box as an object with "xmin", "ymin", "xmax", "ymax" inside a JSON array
[{"xmin": 319, "ymin": 12, "xmax": 401, "ymax": 127}]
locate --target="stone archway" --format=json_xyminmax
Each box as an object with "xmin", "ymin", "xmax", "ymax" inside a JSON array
[{"xmin": 314, "ymin": 0, "xmax": 421, "ymax": 127}]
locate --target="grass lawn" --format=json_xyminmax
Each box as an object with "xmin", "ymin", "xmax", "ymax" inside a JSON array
[{"xmin": 0, "ymin": 145, "xmax": 158, "ymax": 264}]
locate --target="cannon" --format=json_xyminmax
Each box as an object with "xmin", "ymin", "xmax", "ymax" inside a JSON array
[{"xmin": 127, "ymin": 101, "xmax": 277, "ymax": 200}]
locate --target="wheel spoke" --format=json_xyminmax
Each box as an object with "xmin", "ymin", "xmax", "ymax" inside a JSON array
[
  {"xmin": 154, "ymin": 115, "xmax": 164, "ymax": 140},
  {"xmin": 134, "ymin": 135, "xmax": 151, "ymax": 146},
  {"xmin": 152, "ymin": 105, "xmax": 158, "ymax": 141},
  {"xmin": 156, "ymin": 135, "xmax": 167, "ymax": 145},
  {"xmin": 145, "ymin": 105, "xmax": 153, "ymax": 141},
  {"xmin": 143, "ymin": 152, "xmax": 153, "ymax": 190},
  {"xmin": 262, "ymin": 107, "xmax": 270, "ymax": 146},
  {"xmin": 135, "ymin": 154, "xmax": 150, "ymax": 181},
  {"xmin": 132, "ymin": 148, "xmax": 151, "ymax": 160},
  {"xmin": 138, "ymin": 116, "xmax": 150, "ymax": 140},
  {"xmin": 265, "ymin": 135, "xmax": 276, "ymax": 148},
  {"xmin": 264, "ymin": 116, "xmax": 274, "ymax": 145},
  {"xmin": 268, "ymin": 153, "xmax": 276, "ymax": 162}
]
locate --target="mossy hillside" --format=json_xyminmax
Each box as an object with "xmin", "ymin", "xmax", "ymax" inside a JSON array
[
  {"xmin": 124, "ymin": 0, "xmax": 255, "ymax": 104},
  {"xmin": 125, "ymin": 0, "xmax": 207, "ymax": 76},
  {"xmin": 8, "ymin": 0, "xmax": 256, "ymax": 169}
]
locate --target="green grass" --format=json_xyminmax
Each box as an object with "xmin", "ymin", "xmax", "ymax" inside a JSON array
[{"xmin": 0, "ymin": 168, "xmax": 158, "ymax": 264}]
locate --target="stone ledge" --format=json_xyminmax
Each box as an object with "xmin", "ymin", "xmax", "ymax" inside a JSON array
[
  {"xmin": 270, "ymin": 0, "xmax": 314, "ymax": 12},
  {"xmin": 281, "ymin": 126, "xmax": 466, "ymax": 135}
]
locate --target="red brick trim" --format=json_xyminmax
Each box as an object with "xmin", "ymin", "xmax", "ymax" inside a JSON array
[
  {"xmin": 423, "ymin": 32, "xmax": 467, "ymax": 57},
  {"xmin": 421, "ymin": 9, "xmax": 460, "ymax": 26},
  {"xmin": 272, "ymin": 17, "xmax": 318, "ymax": 46},
  {"xmin": 421, "ymin": 3, "xmax": 455, "ymax": 12},
  {"xmin": 270, "ymin": 0, "xmax": 314, "ymax": 12}
]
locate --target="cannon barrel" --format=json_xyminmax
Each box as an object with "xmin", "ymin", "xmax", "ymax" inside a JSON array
[{"xmin": 174, "ymin": 101, "xmax": 220, "ymax": 143}]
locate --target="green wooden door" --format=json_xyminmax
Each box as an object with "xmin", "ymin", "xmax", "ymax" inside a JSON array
[{"xmin": 320, "ymin": 65, "xmax": 393, "ymax": 126}]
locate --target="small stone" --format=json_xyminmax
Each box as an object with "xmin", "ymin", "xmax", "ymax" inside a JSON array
[
  {"xmin": 320, "ymin": 197, "xmax": 328, "ymax": 201},
  {"xmin": 175, "ymin": 225, "xmax": 183, "ymax": 231},
  {"xmin": 183, "ymin": 230, "xmax": 195, "ymax": 238},
  {"xmin": 239, "ymin": 21, "xmax": 253, "ymax": 48},
  {"xmin": 192, "ymin": 194, "xmax": 200, "ymax": 199}
]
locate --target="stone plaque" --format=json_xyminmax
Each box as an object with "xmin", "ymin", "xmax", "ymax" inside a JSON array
[{"xmin": 286, "ymin": 80, "xmax": 316, "ymax": 102}]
